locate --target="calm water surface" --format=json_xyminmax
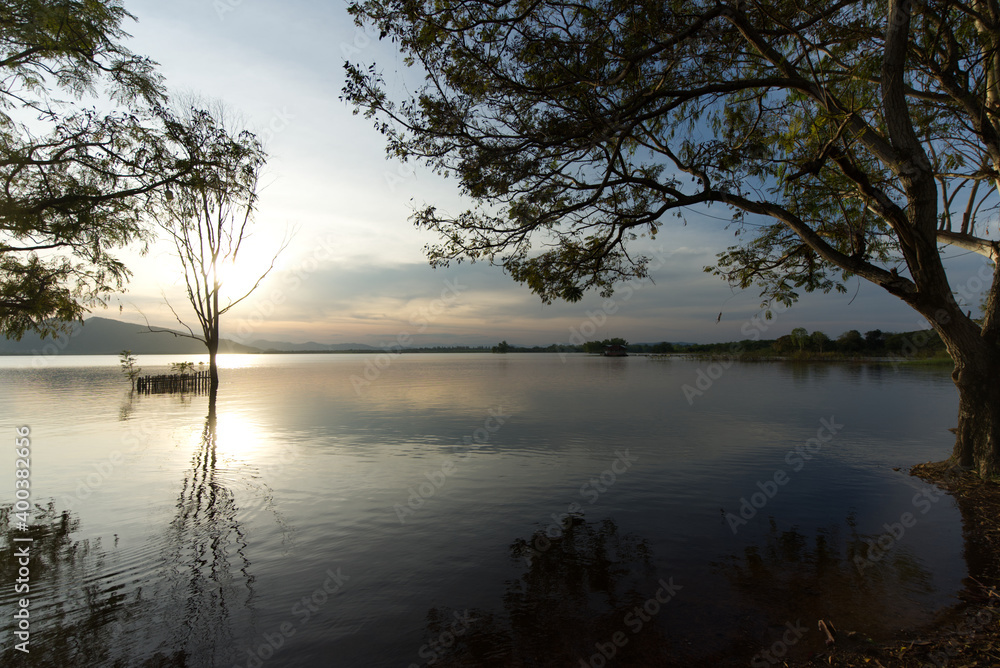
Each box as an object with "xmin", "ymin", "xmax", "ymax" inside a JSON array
[{"xmin": 0, "ymin": 354, "xmax": 966, "ymax": 666}]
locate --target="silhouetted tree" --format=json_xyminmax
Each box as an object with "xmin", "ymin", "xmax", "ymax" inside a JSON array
[
  {"xmin": 791, "ymin": 327, "xmax": 810, "ymax": 352},
  {"xmin": 119, "ymin": 350, "xmax": 141, "ymax": 389},
  {"xmin": 773, "ymin": 335, "xmax": 796, "ymax": 354},
  {"xmin": 810, "ymin": 331, "xmax": 831, "ymax": 353},
  {"xmin": 146, "ymin": 104, "xmax": 286, "ymax": 392},
  {"xmin": 865, "ymin": 329, "xmax": 886, "ymax": 352},
  {"xmin": 0, "ymin": 1, "xmax": 207, "ymax": 340},
  {"xmin": 838, "ymin": 330, "xmax": 865, "ymax": 353}
]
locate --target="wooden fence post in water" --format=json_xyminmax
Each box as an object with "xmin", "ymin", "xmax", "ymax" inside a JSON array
[{"xmin": 136, "ymin": 370, "xmax": 212, "ymax": 394}]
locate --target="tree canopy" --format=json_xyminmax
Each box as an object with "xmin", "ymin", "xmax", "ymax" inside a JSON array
[
  {"xmin": 0, "ymin": 0, "xmax": 190, "ymax": 339},
  {"xmin": 345, "ymin": 0, "xmax": 997, "ymax": 303},
  {"xmin": 147, "ymin": 105, "xmax": 280, "ymax": 391},
  {"xmin": 344, "ymin": 0, "xmax": 1000, "ymax": 474}
]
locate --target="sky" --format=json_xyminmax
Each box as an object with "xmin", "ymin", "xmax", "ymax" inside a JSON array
[{"xmin": 100, "ymin": 0, "xmax": 995, "ymax": 347}]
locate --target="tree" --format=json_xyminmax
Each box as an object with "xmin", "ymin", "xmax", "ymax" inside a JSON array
[
  {"xmin": 0, "ymin": 0, "xmax": 197, "ymax": 340},
  {"xmin": 865, "ymin": 329, "xmax": 886, "ymax": 351},
  {"xmin": 773, "ymin": 334, "xmax": 796, "ymax": 354},
  {"xmin": 791, "ymin": 327, "xmax": 810, "ymax": 352},
  {"xmin": 652, "ymin": 341, "xmax": 675, "ymax": 354},
  {"xmin": 118, "ymin": 350, "xmax": 140, "ymax": 389},
  {"xmin": 811, "ymin": 331, "xmax": 831, "ymax": 353},
  {"xmin": 492, "ymin": 340, "xmax": 511, "ymax": 353},
  {"xmin": 345, "ymin": 0, "xmax": 1000, "ymax": 476},
  {"xmin": 170, "ymin": 361, "xmax": 197, "ymax": 375},
  {"xmin": 838, "ymin": 330, "xmax": 865, "ymax": 353},
  {"xmin": 148, "ymin": 106, "xmax": 284, "ymax": 392}
]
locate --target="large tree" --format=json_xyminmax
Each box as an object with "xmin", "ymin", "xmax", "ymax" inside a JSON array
[
  {"xmin": 0, "ymin": 0, "xmax": 192, "ymax": 340},
  {"xmin": 344, "ymin": 0, "xmax": 1000, "ymax": 476},
  {"xmin": 147, "ymin": 105, "xmax": 282, "ymax": 392}
]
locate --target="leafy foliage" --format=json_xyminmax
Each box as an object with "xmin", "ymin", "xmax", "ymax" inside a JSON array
[
  {"xmin": 344, "ymin": 0, "xmax": 998, "ymax": 320},
  {"xmin": 0, "ymin": 1, "xmax": 194, "ymax": 340},
  {"xmin": 119, "ymin": 349, "xmax": 140, "ymax": 387},
  {"xmin": 583, "ymin": 337, "xmax": 629, "ymax": 354},
  {"xmin": 148, "ymin": 105, "xmax": 284, "ymax": 389},
  {"xmin": 169, "ymin": 361, "xmax": 197, "ymax": 375}
]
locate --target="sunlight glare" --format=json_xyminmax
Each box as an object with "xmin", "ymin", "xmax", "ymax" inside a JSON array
[{"xmin": 212, "ymin": 412, "xmax": 263, "ymax": 460}]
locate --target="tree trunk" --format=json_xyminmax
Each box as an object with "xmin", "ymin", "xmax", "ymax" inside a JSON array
[
  {"xmin": 951, "ymin": 354, "xmax": 1000, "ymax": 477},
  {"xmin": 206, "ymin": 384, "xmax": 218, "ymax": 434},
  {"xmin": 209, "ymin": 287, "xmax": 220, "ymax": 393},
  {"xmin": 208, "ymin": 342, "xmax": 219, "ymax": 392},
  {"xmin": 207, "ymin": 330, "xmax": 220, "ymax": 393}
]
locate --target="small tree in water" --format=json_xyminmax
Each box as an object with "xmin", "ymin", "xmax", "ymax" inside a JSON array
[
  {"xmin": 119, "ymin": 350, "xmax": 141, "ymax": 389},
  {"xmin": 170, "ymin": 361, "xmax": 195, "ymax": 376},
  {"xmin": 146, "ymin": 103, "xmax": 287, "ymax": 393}
]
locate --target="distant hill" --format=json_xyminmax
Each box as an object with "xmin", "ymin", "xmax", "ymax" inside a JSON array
[
  {"xmin": 0, "ymin": 317, "xmax": 262, "ymax": 355},
  {"xmin": 0, "ymin": 317, "xmax": 688, "ymax": 355},
  {"xmin": 248, "ymin": 339, "xmax": 375, "ymax": 352}
]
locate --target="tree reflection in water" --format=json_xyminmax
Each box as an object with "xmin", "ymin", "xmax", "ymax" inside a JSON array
[
  {"xmin": 414, "ymin": 512, "xmax": 944, "ymax": 667},
  {"xmin": 706, "ymin": 515, "xmax": 937, "ymax": 663},
  {"xmin": 416, "ymin": 515, "xmax": 675, "ymax": 667},
  {"xmin": 0, "ymin": 502, "xmax": 186, "ymax": 666},
  {"xmin": 0, "ymin": 389, "xmax": 269, "ymax": 666},
  {"xmin": 156, "ymin": 388, "xmax": 258, "ymax": 665}
]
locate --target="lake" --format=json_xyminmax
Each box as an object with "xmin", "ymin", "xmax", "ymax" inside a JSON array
[{"xmin": 0, "ymin": 353, "xmax": 967, "ymax": 666}]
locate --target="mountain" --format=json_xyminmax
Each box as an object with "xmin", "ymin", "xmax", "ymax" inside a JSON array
[
  {"xmin": 0, "ymin": 317, "xmax": 262, "ymax": 355},
  {"xmin": 0, "ymin": 316, "xmax": 688, "ymax": 355},
  {"xmin": 248, "ymin": 339, "xmax": 376, "ymax": 352}
]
